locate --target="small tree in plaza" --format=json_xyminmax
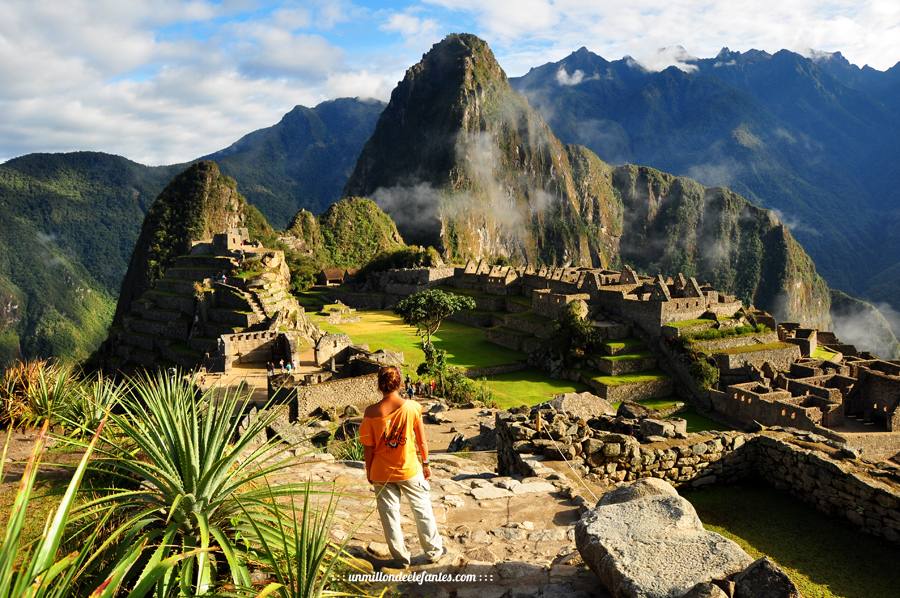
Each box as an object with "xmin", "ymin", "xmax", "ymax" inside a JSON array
[{"xmin": 394, "ymin": 289, "xmax": 476, "ymax": 349}]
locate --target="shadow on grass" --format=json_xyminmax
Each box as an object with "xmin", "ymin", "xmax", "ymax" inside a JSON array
[{"xmin": 684, "ymin": 482, "xmax": 900, "ymax": 598}]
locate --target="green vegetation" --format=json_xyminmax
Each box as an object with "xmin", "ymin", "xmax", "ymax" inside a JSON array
[
  {"xmin": 317, "ymin": 197, "xmax": 405, "ymax": 268},
  {"xmin": 394, "ymin": 289, "xmax": 477, "ymax": 348},
  {"xmin": 586, "ymin": 370, "xmax": 669, "ymax": 387},
  {"xmin": 600, "ymin": 350, "xmax": 652, "ymax": 362},
  {"xmin": 667, "ymin": 318, "xmax": 716, "ymax": 329},
  {"xmin": 685, "ymin": 323, "xmax": 769, "ymax": 342},
  {"xmin": 310, "ymin": 309, "xmax": 524, "ymax": 373},
  {"xmin": 355, "ymin": 245, "xmax": 441, "ymax": 277},
  {"xmin": 1, "ymin": 363, "xmax": 364, "ymax": 597},
  {"xmin": 686, "ymin": 484, "xmax": 900, "ymax": 598},
  {"xmin": 716, "ymin": 341, "xmax": 795, "ymax": 355},
  {"xmin": 812, "ymin": 346, "xmax": 839, "ymax": 361},
  {"xmin": 602, "ymin": 338, "xmax": 645, "ymax": 353},
  {"xmin": 674, "ymin": 407, "xmax": 732, "ymax": 432},
  {"xmin": 0, "ymin": 421, "xmax": 128, "ymax": 597},
  {"xmin": 483, "ymin": 370, "xmax": 590, "ymax": 409},
  {"xmin": 689, "ymin": 355, "xmax": 720, "ymax": 390}
]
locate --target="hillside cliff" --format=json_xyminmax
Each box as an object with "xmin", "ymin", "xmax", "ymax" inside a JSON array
[
  {"xmin": 343, "ymin": 34, "xmax": 832, "ymax": 327},
  {"xmin": 344, "ymin": 33, "xmax": 622, "ymax": 267},
  {"xmin": 510, "ymin": 46, "xmax": 900, "ymax": 320},
  {"xmin": 286, "ymin": 197, "xmax": 405, "ymax": 269}
]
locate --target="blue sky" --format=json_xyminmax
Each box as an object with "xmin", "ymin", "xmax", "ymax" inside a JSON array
[{"xmin": 1, "ymin": 0, "xmax": 898, "ymax": 165}]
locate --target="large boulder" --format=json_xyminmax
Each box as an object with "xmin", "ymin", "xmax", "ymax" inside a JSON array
[
  {"xmin": 598, "ymin": 478, "xmax": 679, "ymax": 507},
  {"xmin": 576, "ymin": 480, "xmax": 753, "ymax": 598},
  {"xmin": 551, "ymin": 391, "xmax": 616, "ymax": 420},
  {"xmin": 617, "ymin": 401, "xmax": 651, "ymax": 420},
  {"xmin": 734, "ymin": 557, "xmax": 801, "ymax": 598}
]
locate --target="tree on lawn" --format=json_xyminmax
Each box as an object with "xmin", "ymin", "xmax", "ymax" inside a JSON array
[{"xmin": 394, "ymin": 289, "xmax": 476, "ymax": 349}]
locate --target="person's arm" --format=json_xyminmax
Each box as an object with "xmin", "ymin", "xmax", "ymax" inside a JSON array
[
  {"xmin": 413, "ymin": 409, "xmax": 431, "ymax": 480},
  {"xmin": 363, "ymin": 445, "xmax": 374, "ymax": 484},
  {"xmin": 359, "ymin": 418, "xmax": 375, "ymax": 484}
]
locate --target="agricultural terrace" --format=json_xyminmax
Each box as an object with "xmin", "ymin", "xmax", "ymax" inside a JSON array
[{"xmin": 298, "ymin": 291, "xmax": 701, "ymax": 417}]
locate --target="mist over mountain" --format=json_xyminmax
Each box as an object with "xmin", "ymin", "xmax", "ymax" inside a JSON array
[
  {"xmin": 510, "ymin": 46, "xmax": 900, "ymax": 325},
  {"xmin": 344, "ymin": 33, "xmax": 832, "ymax": 328}
]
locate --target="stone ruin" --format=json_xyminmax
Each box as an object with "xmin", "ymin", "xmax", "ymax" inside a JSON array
[
  {"xmin": 103, "ymin": 228, "xmax": 317, "ymax": 372},
  {"xmin": 495, "ymin": 397, "xmax": 900, "ymax": 545}
]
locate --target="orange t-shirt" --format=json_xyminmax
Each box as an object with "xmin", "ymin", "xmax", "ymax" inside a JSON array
[{"xmin": 359, "ymin": 400, "xmax": 422, "ymax": 482}]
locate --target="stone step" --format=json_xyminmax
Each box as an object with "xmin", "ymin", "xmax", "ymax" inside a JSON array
[
  {"xmin": 583, "ymin": 371, "xmax": 673, "ymax": 403},
  {"xmin": 144, "ymin": 290, "xmax": 195, "ymax": 314},
  {"xmin": 594, "ymin": 353, "xmax": 658, "ymax": 376},
  {"xmin": 154, "ymin": 278, "xmax": 198, "ymax": 295}
]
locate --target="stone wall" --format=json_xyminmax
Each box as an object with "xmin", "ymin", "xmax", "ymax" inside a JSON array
[
  {"xmin": 222, "ymin": 330, "xmax": 281, "ymax": 368},
  {"xmin": 282, "ymin": 373, "xmax": 381, "ymax": 417},
  {"xmin": 754, "ymin": 434, "xmax": 900, "ymax": 542},
  {"xmin": 496, "ymin": 410, "xmax": 752, "ymax": 488},
  {"xmin": 495, "ymin": 409, "xmax": 900, "ymax": 542},
  {"xmin": 714, "ymin": 344, "xmax": 801, "ymax": 372}
]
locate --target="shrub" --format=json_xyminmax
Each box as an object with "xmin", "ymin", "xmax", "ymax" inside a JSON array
[
  {"xmin": 0, "ymin": 420, "xmax": 156, "ymax": 597},
  {"xmin": 235, "ymin": 484, "xmax": 364, "ymax": 598},
  {"xmin": 75, "ymin": 371, "xmax": 303, "ymax": 595},
  {"xmin": 689, "ymin": 355, "xmax": 720, "ymax": 390}
]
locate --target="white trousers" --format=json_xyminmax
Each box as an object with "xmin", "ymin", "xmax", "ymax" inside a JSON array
[{"xmin": 373, "ymin": 473, "xmax": 443, "ymax": 564}]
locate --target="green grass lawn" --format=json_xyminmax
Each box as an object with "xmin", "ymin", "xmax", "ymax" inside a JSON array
[
  {"xmin": 675, "ymin": 407, "xmax": 733, "ymax": 432},
  {"xmin": 602, "ymin": 338, "xmax": 645, "ymax": 353},
  {"xmin": 310, "ymin": 309, "xmax": 524, "ymax": 374},
  {"xmin": 600, "ymin": 350, "xmax": 653, "ymax": 362},
  {"xmin": 482, "ymin": 370, "xmax": 590, "ymax": 409},
  {"xmin": 812, "ymin": 346, "xmax": 840, "ymax": 362},
  {"xmin": 667, "ymin": 318, "xmax": 716, "ymax": 329},
  {"xmin": 586, "ymin": 370, "xmax": 669, "ymax": 387},
  {"xmin": 685, "ymin": 484, "xmax": 900, "ymax": 598}
]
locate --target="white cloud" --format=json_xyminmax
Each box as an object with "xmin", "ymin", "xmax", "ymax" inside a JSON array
[
  {"xmin": 555, "ymin": 67, "xmax": 584, "ymax": 85},
  {"xmin": 426, "ymin": 0, "xmax": 900, "ymax": 74},
  {"xmin": 2, "ymin": 0, "xmax": 899, "ymax": 165},
  {"xmin": 0, "ymin": 0, "xmax": 404, "ymax": 165}
]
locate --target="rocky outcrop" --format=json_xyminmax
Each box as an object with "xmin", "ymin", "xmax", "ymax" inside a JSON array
[
  {"xmin": 575, "ymin": 479, "xmax": 753, "ymax": 597},
  {"xmin": 734, "ymin": 557, "xmax": 801, "ymax": 598},
  {"xmin": 550, "ymin": 391, "xmax": 616, "ymax": 420}
]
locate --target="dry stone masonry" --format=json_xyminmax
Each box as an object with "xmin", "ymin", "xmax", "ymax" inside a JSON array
[{"xmin": 496, "ymin": 401, "xmax": 900, "ymax": 543}]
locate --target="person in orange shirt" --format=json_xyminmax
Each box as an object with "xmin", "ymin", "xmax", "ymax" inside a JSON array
[{"xmin": 360, "ymin": 366, "xmax": 446, "ymax": 566}]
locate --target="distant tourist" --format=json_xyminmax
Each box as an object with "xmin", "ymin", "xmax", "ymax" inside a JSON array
[
  {"xmin": 266, "ymin": 362, "xmax": 274, "ymax": 377},
  {"xmin": 430, "ymin": 379, "xmax": 436, "ymax": 397},
  {"xmin": 278, "ymin": 358, "xmax": 285, "ymax": 373},
  {"xmin": 359, "ymin": 366, "xmax": 446, "ymax": 566},
  {"xmin": 285, "ymin": 361, "xmax": 293, "ymax": 374}
]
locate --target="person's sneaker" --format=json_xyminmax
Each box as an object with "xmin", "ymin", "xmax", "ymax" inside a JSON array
[{"xmin": 426, "ymin": 546, "xmax": 451, "ymax": 565}]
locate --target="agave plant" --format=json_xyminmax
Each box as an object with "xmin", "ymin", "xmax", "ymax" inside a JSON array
[
  {"xmin": 14, "ymin": 362, "xmax": 80, "ymax": 430},
  {"xmin": 1, "ymin": 360, "xmax": 47, "ymax": 427},
  {"xmin": 234, "ymin": 483, "xmax": 375, "ymax": 598},
  {"xmin": 66, "ymin": 373, "xmax": 126, "ymax": 437},
  {"xmin": 75, "ymin": 371, "xmax": 303, "ymax": 596},
  {"xmin": 0, "ymin": 418, "xmax": 183, "ymax": 597}
]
